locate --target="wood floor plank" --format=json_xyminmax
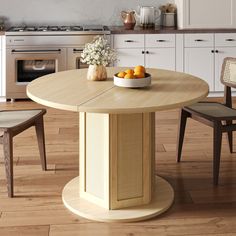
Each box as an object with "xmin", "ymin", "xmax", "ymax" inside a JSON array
[
  {"xmin": 0, "ymin": 209, "xmax": 89, "ymax": 227},
  {"xmin": 49, "ymin": 223, "xmax": 167, "ymax": 236},
  {"xmin": 0, "ymin": 196, "xmax": 64, "ymax": 212},
  {"xmin": 189, "ymin": 185, "xmax": 236, "ymax": 204},
  {"xmin": 50, "ymin": 216, "xmax": 236, "ymax": 236},
  {"xmin": 0, "ymin": 225, "xmax": 49, "ymax": 236},
  {"xmin": 190, "ymin": 234, "xmax": 236, "ymax": 236}
]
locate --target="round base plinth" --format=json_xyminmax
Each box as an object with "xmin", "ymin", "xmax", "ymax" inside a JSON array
[{"xmin": 62, "ymin": 176, "xmax": 174, "ymax": 222}]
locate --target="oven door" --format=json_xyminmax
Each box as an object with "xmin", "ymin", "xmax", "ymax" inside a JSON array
[
  {"xmin": 6, "ymin": 47, "xmax": 67, "ymax": 99},
  {"xmin": 67, "ymin": 48, "xmax": 88, "ymax": 70}
]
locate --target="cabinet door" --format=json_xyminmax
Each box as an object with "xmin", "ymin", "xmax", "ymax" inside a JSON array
[
  {"xmin": 145, "ymin": 48, "xmax": 176, "ymax": 71},
  {"xmin": 113, "ymin": 34, "xmax": 144, "ymax": 49},
  {"xmin": 184, "ymin": 48, "xmax": 214, "ymax": 91},
  {"xmin": 0, "ymin": 49, "xmax": 1, "ymax": 96},
  {"xmin": 215, "ymin": 47, "xmax": 236, "ymax": 91},
  {"xmin": 115, "ymin": 49, "xmax": 144, "ymax": 67},
  {"xmin": 176, "ymin": 0, "xmax": 236, "ymax": 28}
]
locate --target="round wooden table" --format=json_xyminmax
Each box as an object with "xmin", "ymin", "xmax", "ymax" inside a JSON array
[{"xmin": 27, "ymin": 67, "xmax": 209, "ymax": 222}]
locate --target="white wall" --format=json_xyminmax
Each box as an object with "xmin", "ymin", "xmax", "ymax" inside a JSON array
[{"xmin": 0, "ymin": 0, "xmax": 173, "ymax": 27}]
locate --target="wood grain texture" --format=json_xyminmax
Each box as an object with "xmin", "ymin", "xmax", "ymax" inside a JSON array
[
  {"xmin": 26, "ymin": 69, "xmax": 117, "ymax": 112},
  {"xmin": 79, "ymin": 68, "xmax": 209, "ymax": 114},
  {"xmin": 116, "ymin": 113, "xmax": 143, "ymax": 201},
  {"xmin": 0, "ymin": 225, "xmax": 49, "ymax": 236},
  {"xmin": 62, "ymin": 176, "xmax": 174, "ymax": 222},
  {"xmin": 110, "ymin": 113, "xmax": 154, "ymax": 209},
  {"xmin": 79, "ymin": 112, "xmax": 110, "ymax": 209},
  {"xmin": 79, "ymin": 112, "xmax": 156, "ymax": 211},
  {"xmin": 3, "ymin": 132, "xmax": 13, "ymax": 197},
  {"xmin": 27, "ymin": 67, "xmax": 209, "ymax": 114}
]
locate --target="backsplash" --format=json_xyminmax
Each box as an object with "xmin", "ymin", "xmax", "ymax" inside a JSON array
[{"xmin": 0, "ymin": 0, "xmax": 173, "ymax": 27}]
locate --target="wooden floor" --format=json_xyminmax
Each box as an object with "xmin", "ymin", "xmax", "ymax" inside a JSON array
[{"xmin": 0, "ymin": 99, "xmax": 236, "ymax": 236}]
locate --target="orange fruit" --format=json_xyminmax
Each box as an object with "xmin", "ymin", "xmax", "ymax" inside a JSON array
[
  {"xmin": 124, "ymin": 73, "xmax": 135, "ymax": 79},
  {"xmin": 125, "ymin": 69, "xmax": 134, "ymax": 74},
  {"xmin": 134, "ymin": 65, "xmax": 146, "ymax": 73},
  {"xmin": 134, "ymin": 72, "xmax": 145, "ymax": 79},
  {"xmin": 117, "ymin": 71, "xmax": 126, "ymax": 78}
]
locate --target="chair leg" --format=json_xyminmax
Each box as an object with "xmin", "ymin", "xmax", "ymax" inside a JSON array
[
  {"xmin": 226, "ymin": 120, "xmax": 233, "ymax": 153},
  {"xmin": 3, "ymin": 132, "xmax": 14, "ymax": 197},
  {"xmin": 176, "ymin": 109, "xmax": 189, "ymax": 162},
  {"xmin": 35, "ymin": 116, "xmax": 47, "ymax": 171},
  {"xmin": 213, "ymin": 122, "xmax": 223, "ymax": 186}
]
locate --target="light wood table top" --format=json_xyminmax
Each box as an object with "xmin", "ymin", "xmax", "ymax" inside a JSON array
[{"xmin": 27, "ymin": 67, "xmax": 209, "ymax": 113}]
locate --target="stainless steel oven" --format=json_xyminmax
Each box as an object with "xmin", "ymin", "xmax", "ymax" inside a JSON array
[
  {"xmin": 67, "ymin": 47, "xmax": 88, "ymax": 70},
  {"xmin": 6, "ymin": 26, "xmax": 111, "ymax": 100},
  {"xmin": 6, "ymin": 47, "xmax": 66, "ymax": 99}
]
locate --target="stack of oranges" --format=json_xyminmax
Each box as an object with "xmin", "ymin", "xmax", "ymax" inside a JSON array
[{"xmin": 117, "ymin": 65, "xmax": 146, "ymax": 79}]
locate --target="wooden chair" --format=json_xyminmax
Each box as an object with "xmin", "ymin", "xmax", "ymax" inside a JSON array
[
  {"xmin": 0, "ymin": 109, "xmax": 47, "ymax": 197},
  {"xmin": 177, "ymin": 57, "xmax": 236, "ymax": 185}
]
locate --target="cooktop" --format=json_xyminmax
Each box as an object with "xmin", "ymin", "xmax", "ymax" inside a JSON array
[{"xmin": 6, "ymin": 25, "xmax": 110, "ymax": 35}]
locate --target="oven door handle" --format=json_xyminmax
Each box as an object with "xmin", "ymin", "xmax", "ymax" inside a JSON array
[
  {"xmin": 11, "ymin": 49, "xmax": 62, "ymax": 54},
  {"xmin": 73, "ymin": 49, "xmax": 83, "ymax": 53}
]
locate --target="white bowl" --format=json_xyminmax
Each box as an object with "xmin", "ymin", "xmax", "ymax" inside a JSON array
[{"xmin": 114, "ymin": 73, "xmax": 151, "ymax": 88}]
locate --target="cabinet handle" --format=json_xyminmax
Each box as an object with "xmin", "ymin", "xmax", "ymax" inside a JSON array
[
  {"xmin": 124, "ymin": 40, "xmax": 134, "ymax": 43},
  {"xmin": 142, "ymin": 51, "xmax": 145, "ymax": 54},
  {"xmin": 156, "ymin": 40, "xmax": 166, "ymax": 42},
  {"xmin": 73, "ymin": 49, "xmax": 83, "ymax": 53},
  {"xmin": 146, "ymin": 51, "xmax": 149, "ymax": 54},
  {"xmin": 11, "ymin": 49, "xmax": 61, "ymax": 54},
  {"xmin": 195, "ymin": 39, "xmax": 204, "ymax": 42},
  {"xmin": 226, "ymin": 39, "xmax": 235, "ymax": 41},
  {"xmin": 211, "ymin": 50, "xmax": 215, "ymax": 53},
  {"xmin": 215, "ymin": 50, "xmax": 219, "ymax": 53}
]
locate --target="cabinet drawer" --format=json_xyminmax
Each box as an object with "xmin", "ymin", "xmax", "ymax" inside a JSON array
[
  {"xmin": 145, "ymin": 34, "xmax": 175, "ymax": 48},
  {"xmin": 113, "ymin": 34, "xmax": 144, "ymax": 48},
  {"xmin": 215, "ymin": 33, "xmax": 236, "ymax": 47},
  {"xmin": 184, "ymin": 34, "xmax": 214, "ymax": 47}
]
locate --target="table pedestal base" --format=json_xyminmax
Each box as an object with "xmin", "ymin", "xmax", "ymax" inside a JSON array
[{"xmin": 62, "ymin": 176, "xmax": 174, "ymax": 222}]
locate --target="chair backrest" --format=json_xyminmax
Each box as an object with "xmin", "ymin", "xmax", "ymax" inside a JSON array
[
  {"xmin": 221, "ymin": 57, "xmax": 236, "ymax": 88},
  {"xmin": 221, "ymin": 57, "xmax": 236, "ymax": 108}
]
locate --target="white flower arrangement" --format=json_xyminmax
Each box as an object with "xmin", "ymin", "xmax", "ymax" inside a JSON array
[{"xmin": 81, "ymin": 36, "xmax": 116, "ymax": 66}]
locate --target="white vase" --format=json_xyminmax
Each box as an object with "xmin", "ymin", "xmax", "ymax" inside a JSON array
[{"xmin": 87, "ymin": 65, "xmax": 107, "ymax": 81}]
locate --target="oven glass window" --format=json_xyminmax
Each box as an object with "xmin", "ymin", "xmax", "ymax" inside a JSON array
[
  {"xmin": 76, "ymin": 58, "xmax": 88, "ymax": 69},
  {"xmin": 17, "ymin": 60, "xmax": 56, "ymax": 82}
]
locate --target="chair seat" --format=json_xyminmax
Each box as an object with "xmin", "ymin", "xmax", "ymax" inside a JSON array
[
  {"xmin": 0, "ymin": 108, "xmax": 47, "ymax": 197},
  {"xmin": 186, "ymin": 102, "xmax": 236, "ymax": 119},
  {"xmin": 0, "ymin": 110, "xmax": 44, "ymax": 129}
]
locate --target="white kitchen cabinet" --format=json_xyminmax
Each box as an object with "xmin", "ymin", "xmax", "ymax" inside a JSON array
[
  {"xmin": 185, "ymin": 47, "xmax": 214, "ymax": 91},
  {"xmin": 115, "ymin": 48, "xmax": 144, "ymax": 67},
  {"xmin": 145, "ymin": 48, "xmax": 175, "ymax": 70},
  {"xmin": 114, "ymin": 34, "xmax": 176, "ymax": 70},
  {"xmin": 175, "ymin": 0, "xmax": 236, "ymax": 29},
  {"xmin": 184, "ymin": 34, "xmax": 214, "ymax": 91},
  {"xmin": 214, "ymin": 47, "xmax": 236, "ymax": 91},
  {"xmin": 0, "ymin": 35, "xmax": 6, "ymax": 98},
  {"xmin": 113, "ymin": 34, "xmax": 144, "ymax": 49},
  {"xmin": 145, "ymin": 34, "xmax": 176, "ymax": 71},
  {"xmin": 0, "ymin": 36, "xmax": 2, "ymax": 97},
  {"xmin": 184, "ymin": 33, "xmax": 236, "ymax": 92},
  {"xmin": 114, "ymin": 34, "xmax": 145, "ymax": 67},
  {"xmin": 113, "ymin": 32, "xmax": 236, "ymax": 93}
]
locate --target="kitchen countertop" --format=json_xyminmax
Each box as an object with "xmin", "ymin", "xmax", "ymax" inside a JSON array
[
  {"xmin": 2, "ymin": 27, "xmax": 236, "ymax": 35},
  {"xmin": 110, "ymin": 26, "xmax": 236, "ymax": 34}
]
